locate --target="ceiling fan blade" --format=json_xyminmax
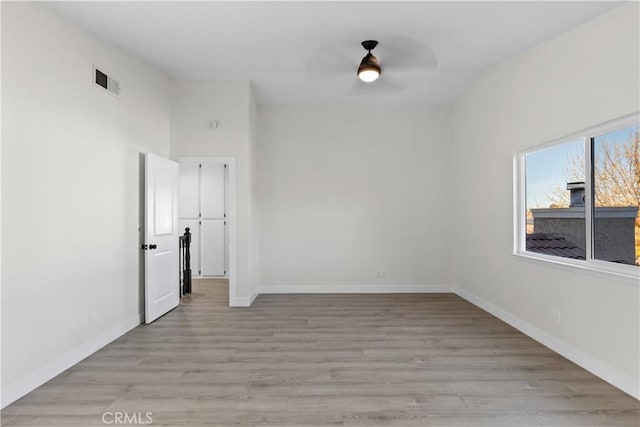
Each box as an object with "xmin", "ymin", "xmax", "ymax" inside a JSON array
[
  {"xmin": 377, "ymin": 36, "xmax": 438, "ymax": 71},
  {"xmin": 305, "ymin": 42, "xmax": 355, "ymax": 79}
]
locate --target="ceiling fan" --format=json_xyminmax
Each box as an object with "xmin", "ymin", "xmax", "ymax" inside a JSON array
[
  {"xmin": 357, "ymin": 40, "xmax": 381, "ymax": 83},
  {"xmin": 305, "ymin": 36, "xmax": 438, "ymax": 96}
]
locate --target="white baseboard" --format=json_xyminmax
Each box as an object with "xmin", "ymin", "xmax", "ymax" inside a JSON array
[
  {"xmin": 452, "ymin": 286, "xmax": 640, "ymax": 400},
  {"xmin": 233, "ymin": 289, "xmax": 259, "ymax": 307},
  {"xmin": 1, "ymin": 313, "xmax": 142, "ymax": 408},
  {"xmin": 232, "ymin": 284, "xmax": 448, "ymax": 306},
  {"xmin": 249, "ymin": 290, "xmax": 259, "ymax": 305},
  {"xmin": 259, "ymin": 284, "xmax": 452, "ymax": 294}
]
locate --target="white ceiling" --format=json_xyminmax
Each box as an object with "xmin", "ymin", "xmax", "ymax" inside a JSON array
[{"xmin": 43, "ymin": 1, "xmax": 622, "ymax": 108}]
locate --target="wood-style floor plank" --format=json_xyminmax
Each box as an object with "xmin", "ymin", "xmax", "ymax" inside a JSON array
[{"xmin": 2, "ymin": 280, "xmax": 638, "ymax": 426}]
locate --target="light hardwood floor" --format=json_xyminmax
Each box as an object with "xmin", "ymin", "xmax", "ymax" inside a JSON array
[{"xmin": 2, "ymin": 280, "xmax": 639, "ymax": 426}]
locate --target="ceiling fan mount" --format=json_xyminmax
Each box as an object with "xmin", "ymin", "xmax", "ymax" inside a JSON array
[{"xmin": 361, "ymin": 40, "xmax": 379, "ymax": 52}]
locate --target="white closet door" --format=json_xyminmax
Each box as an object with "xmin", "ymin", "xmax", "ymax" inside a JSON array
[
  {"xmin": 178, "ymin": 162, "xmax": 200, "ymax": 219},
  {"xmin": 202, "ymin": 221, "xmax": 225, "ymax": 276},
  {"xmin": 201, "ymin": 163, "xmax": 225, "ymax": 219},
  {"xmin": 178, "ymin": 220, "xmax": 200, "ymax": 275}
]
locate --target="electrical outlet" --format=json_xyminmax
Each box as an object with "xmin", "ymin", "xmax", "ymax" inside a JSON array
[
  {"xmin": 553, "ymin": 309, "xmax": 561, "ymax": 324},
  {"xmin": 377, "ymin": 269, "xmax": 389, "ymax": 279},
  {"xmin": 89, "ymin": 312, "xmax": 95, "ymax": 325}
]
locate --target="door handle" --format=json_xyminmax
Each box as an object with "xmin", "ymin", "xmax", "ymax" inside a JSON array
[{"xmin": 149, "ymin": 244, "xmax": 158, "ymax": 250}]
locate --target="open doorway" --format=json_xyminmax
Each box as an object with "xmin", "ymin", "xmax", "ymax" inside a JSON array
[{"xmin": 177, "ymin": 157, "xmax": 237, "ymax": 307}]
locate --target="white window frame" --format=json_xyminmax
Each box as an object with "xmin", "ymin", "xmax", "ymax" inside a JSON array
[{"xmin": 514, "ymin": 112, "xmax": 640, "ymax": 285}]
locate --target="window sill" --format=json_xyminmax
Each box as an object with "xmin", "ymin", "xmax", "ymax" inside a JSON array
[{"xmin": 512, "ymin": 251, "xmax": 640, "ymax": 286}]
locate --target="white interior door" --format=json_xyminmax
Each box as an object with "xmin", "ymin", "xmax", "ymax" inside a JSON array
[
  {"xmin": 201, "ymin": 163, "xmax": 226, "ymax": 276},
  {"xmin": 145, "ymin": 153, "xmax": 180, "ymax": 324},
  {"xmin": 178, "ymin": 162, "xmax": 200, "ymax": 218},
  {"xmin": 202, "ymin": 221, "xmax": 225, "ymax": 275},
  {"xmin": 201, "ymin": 163, "xmax": 226, "ymax": 219}
]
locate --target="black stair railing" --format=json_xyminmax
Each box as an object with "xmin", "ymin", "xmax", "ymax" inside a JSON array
[{"xmin": 179, "ymin": 227, "xmax": 192, "ymax": 295}]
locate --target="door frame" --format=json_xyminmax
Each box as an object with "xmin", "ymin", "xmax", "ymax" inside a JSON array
[{"xmin": 178, "ymin": 157, "xmax": 237, "ymax": 307}]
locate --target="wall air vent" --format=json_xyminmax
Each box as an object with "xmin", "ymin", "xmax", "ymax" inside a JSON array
[{"xmin": 93, "ymin": 67, "xmax": 120, "ymax": 97}]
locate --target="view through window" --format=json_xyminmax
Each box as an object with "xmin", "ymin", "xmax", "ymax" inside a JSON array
[
  {"xmin": 525, "ymin": 139, "xmax": 586, "ymax": 261},
  {"xmin": 522, "ymin": 120, "xmax": 639, "ymax": 268},
  {"xmin": 592, "ymin": 125, "xmax": 640, "ymax": 266}
]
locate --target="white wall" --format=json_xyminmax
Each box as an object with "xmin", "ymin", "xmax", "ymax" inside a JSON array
[
  {"xmin": 1, "ymin": 2, "xmax": 170, "ymax": 406},
  {"xmin": 257, "ymin": 108, "xmax": 453, "ymax": 291},
  {"xmin": 451, "ymin": 3, "xmax": 639, "ymax": 396},
  {"xmin": 248, "ymin": 84, "xmax": 260, "ymax": 301},
  {"xmin": 169, "ymin": 79, "xmax": 256, "ymax": 304}
]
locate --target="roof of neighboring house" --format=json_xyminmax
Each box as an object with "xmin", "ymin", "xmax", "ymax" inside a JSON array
[{"xmin": 526, "ymin": 233, "xmax": 585, "ymax": 260}]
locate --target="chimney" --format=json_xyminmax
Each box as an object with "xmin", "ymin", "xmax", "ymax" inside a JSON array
[{"xmin": 566, "ymin": 181, "xmax": 585, "ymax": 207}]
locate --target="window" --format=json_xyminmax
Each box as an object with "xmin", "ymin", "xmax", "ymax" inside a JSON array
[
  {"xmin": 592, "ymin": 124, "xmax": 639, "ymax": 266},
  {"xmin": 524, "ymin": 139, "xmax": 586, "ymax": 261},
  {"xmin": 516, "ymin": 115, "xmax": 640, "ymax": 278}
]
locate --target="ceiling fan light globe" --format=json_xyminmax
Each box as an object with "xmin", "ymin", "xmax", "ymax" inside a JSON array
[
  {"xmin": 358, "ymin": 69, "xmax": 380, "ymax": 83},
  {"xmin": 357, "ymin": 51, "xmax": 381, "ymax": 83}
]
